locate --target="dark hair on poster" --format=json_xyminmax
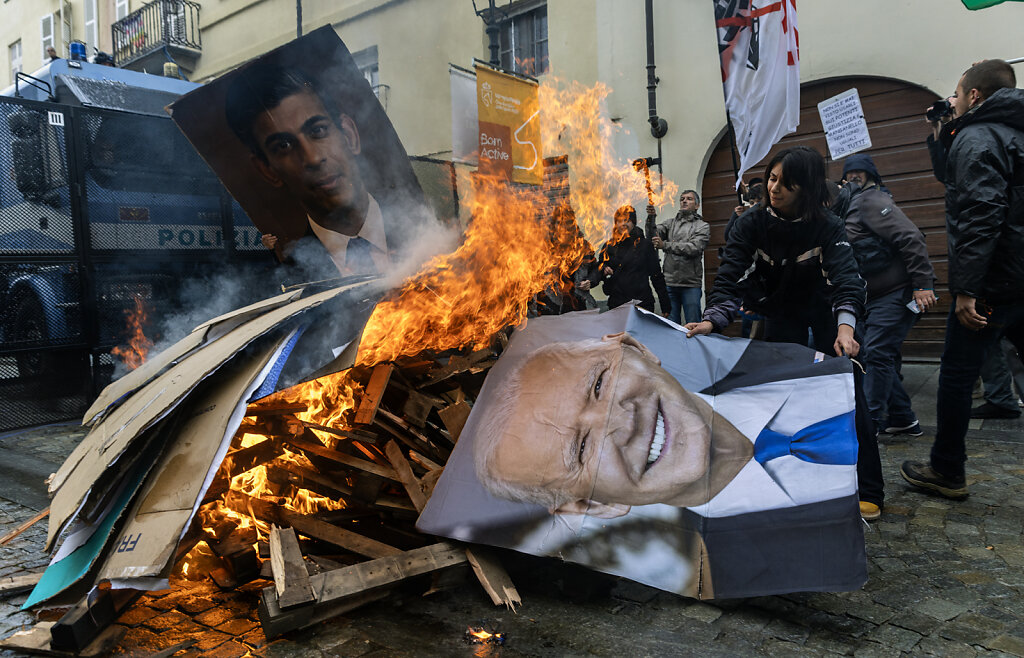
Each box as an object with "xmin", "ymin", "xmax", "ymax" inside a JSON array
[{"xmin": 169, "ymin": 26, "xmax": 432, "ymax": 265}]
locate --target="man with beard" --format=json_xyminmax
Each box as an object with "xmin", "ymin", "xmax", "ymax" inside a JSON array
[
  {"xmin": 226, "ymin": 66, "xmax": 388, "ymax": 276},
  {"xmin": 651, "ymin": 190, "xmax": 710, "ymax": 325},
  {"xmin": 901, "ymin": 59, "xmax": 1024, "ymax": 499}
]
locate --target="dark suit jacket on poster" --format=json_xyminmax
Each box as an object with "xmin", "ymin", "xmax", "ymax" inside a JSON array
[{"xmin": 417, "ymin": 305, "xmax": 867, "ymax": 599}]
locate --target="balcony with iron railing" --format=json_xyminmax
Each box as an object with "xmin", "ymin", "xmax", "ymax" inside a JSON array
[{"xmin": 111, "ymin": 0, "xmax": 201, "ymax": 74}]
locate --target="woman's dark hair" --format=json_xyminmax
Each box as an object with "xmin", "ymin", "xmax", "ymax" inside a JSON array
[{"xmin": 762, "ymin": 146, "xmax": 831, "ymax": 221}]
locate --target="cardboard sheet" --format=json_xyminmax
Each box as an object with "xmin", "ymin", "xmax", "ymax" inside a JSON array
[
  {"xmin": 83, "ymin": 289, "xmax": 303, "ymax": 424},
  {"xmin": 97, "ymin": 332, "xmax": 291, "ymax": 584},
  {"xmin": 47, "ymin": 282, "xmax": 368, "ymax": 550}
]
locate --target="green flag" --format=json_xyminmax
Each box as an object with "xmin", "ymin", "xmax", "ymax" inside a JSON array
[{"xmin": 962, "ymin": 0, "xmax": 1024, "ymax": 9}]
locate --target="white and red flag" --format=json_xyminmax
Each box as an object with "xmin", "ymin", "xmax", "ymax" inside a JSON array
[{"xmin": 714, "ymin": 0, "xmax": 800, "ymax": 188}]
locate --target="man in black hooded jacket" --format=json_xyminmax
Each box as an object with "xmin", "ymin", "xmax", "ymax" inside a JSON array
[
  {"xmin": 840, "ymin": 153, "xmax": 936, "ymax": 438},
  {"xmin": 901, "ymin": 59, "xmax": 1024, "ymax": 500}
]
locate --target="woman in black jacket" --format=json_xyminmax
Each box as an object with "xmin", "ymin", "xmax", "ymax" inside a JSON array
[
  {"xmin": 684, "ymin": 146, "xmax": 883, "ymax": 519},
  {"xmin": 596, "ymin": 205, "xmax": 671, "ymax": 315}
]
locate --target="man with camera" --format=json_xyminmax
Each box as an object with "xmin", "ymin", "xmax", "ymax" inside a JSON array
[
  {"xmin": 901, "ymin": 59, "xmax": 1024, "ymax": 500},
  {"xmin": 839, "ymin": 153, "xmax": 936, "ymax": 439}
]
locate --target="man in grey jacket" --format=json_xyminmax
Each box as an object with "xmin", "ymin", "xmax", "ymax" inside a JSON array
[
  {"xmin": 650, "ymin": 190, "xmax": 710, "ymax": 325},
  {"xmin": 841, "ymin": 153, "xmax": 937, "ymax": 438}
]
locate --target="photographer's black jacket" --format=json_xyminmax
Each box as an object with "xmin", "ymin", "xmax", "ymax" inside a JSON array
[
  {"xmin": 704, "ymin": 206, "xmax": 866, "ymax": 331},
  {"xmin": 939, "ymin": 87, "xmax": 1024, "ymax": 303}
]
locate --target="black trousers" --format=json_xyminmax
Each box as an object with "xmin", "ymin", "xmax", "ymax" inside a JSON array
[{"xmin": 763, "ymin": 308, "xmax": 885, "ymax": 507}]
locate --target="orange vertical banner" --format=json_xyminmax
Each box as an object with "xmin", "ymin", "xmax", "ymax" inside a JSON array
[{"xmin": 475, "ymin": 65, "xmax": 542, "ymax": 185}]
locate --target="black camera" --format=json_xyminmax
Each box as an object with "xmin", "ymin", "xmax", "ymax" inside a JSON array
[{"xmin": 926, "ymin": 99, "xmax": 952, "ymax": 122}]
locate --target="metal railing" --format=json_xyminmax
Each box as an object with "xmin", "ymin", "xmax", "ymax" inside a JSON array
[{"xmin": 111, "ymin": 0, "xmax": 201, "ymax": 67}]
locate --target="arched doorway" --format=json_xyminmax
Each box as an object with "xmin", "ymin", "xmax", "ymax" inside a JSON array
[{"xmin": 700, "ymin": 77, "xmax": 947, "ymax": 358}]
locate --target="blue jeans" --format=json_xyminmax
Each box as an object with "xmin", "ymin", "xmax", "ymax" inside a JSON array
[
  {"xmin": 668, "ymin": 286, "xmax": 702, "ymax": 325},
  {"xmin": 861, "ymin": 288, "xmax": 919, "ymax": 428},
  {"xmin": 932, "ymin": 300, "xmax": 1024, "ymax": 479}
]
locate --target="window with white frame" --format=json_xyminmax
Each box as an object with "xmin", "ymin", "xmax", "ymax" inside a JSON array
[
  {"xmin": 499, "ymin": 1, "xmax": 548, "ymax": 76},
  {"xmin": 10, "ymin": 40, "xmax": 22, "ymax": 84},
  {"xmin": 116, "ymin": 0, "xmax": 130, "ymax": 20},
  {"xmin": 352, "ymin": 45, "xmax": 387, "ymax": 108},
  {"xmin": 84, "ymin": 0, "xmax": 99, "ymax": 57},
  {"xmin": 41, "ymin": 14, "xmax": 55, "ymax": 62}
]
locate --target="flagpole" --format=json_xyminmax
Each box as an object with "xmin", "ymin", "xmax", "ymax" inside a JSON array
[{"xmin": 725, "ymin": 111, "xmax": 743, "ymax": 205}]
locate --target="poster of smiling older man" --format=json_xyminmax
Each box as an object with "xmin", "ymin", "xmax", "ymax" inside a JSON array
[
  {"xmin": 417, "ymin": 305, "xmax": 867, "ymax": 599},
  {"xmin": 168, "ymin": 26, "xmax": 436, "ymax": 278}
]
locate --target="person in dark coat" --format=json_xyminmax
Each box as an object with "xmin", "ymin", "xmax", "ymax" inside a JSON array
[
  {"xmin": 596, "ymin": 205, "xmax": 670, "ymax": 315},
  {"xmin": 840, "ymin": 153, "xmax": 937, "ymax": 438},
  {"xmin": 684, "ymin": 146, "xmax": 884, "ymax": 520},
  {"xmin": 901, "ymin": 60, "xmax": 1024, "ymax": 500}
]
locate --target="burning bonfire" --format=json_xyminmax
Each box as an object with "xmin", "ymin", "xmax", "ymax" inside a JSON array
[{"xmin": 5, "ymin": 78, "xmax": 682, "ymax": 655}]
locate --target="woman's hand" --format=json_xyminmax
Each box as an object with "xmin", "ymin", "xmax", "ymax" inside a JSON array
[
  {"xmin": 684, "ymin": 321, "xmax": 714, "ymax": 338},
  {"xmin": 834, "ymin": 324, "xmax": 860, "ymax": 357}
]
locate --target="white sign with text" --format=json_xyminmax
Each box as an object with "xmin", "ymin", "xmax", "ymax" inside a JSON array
[{"xmin": 818, "ymin": 88, "xmax": 871, "ymax": 160}]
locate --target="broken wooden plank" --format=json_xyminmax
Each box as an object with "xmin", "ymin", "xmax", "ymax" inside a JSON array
[
  {"xmin": 246, "ymin": 402, "xmax": 308, "ymax": 417},
  {"xmin": 0, "ymin": 572, "xmax": 43, "ymax": 598},
  {"xmin": 259, "ymin": 542, "xmax": 467, "ymax": 637},
  {"xmin": 0, "ymin": 622, "xmax": 124, "ymax": 657},
  {"xmin": 354, "ymin": 364, "xmax": 394, "ymax": 425},
  {"xmin": 210, "ymin": 526, "xmax": 260, "ymax": 584},
  {"xmin": 465, "ymin": 546, "xmax": 522, "ymax": 610},
  {"xmin": 408, "ymin": 451, "xmax": 442, "ymax": 472},
  {"xmin": 226, "ymin": 492, "xmax": 401, "ymax": 559},
  {"xmin": 270, "ymin": 526, "xmax": 315, "ymax": 609},
  {"xmin": 285, "ymin": 435, "xmax": 399, "ymax": 481},
  {"xmin": 0, "ymin": 508, "xmax": 49, "ymax": 546},
  {"xmin": 384, "ymin": 441, "xmax": 427, "ymax": 513},
  {"xmin": 301, "ymin": 421, "xmax": 378, "ymax": 444},
  {"xmin": 258, "ymin": 586, "xmax": 388, "ymax": 639},
  {"xmin": 400, "ymin": 390, "xmax": 435, "ymax": 428},
  {"xmin": 373, "ymin": 415, "xmax": 438, "ymax": 463},
  {"xmin": 266, "ymin": 465, "xmax": 415, "ymax": 512},
  {"xmin": 438, "ymin": 402, "xmax": 471, "ymax": 443}
]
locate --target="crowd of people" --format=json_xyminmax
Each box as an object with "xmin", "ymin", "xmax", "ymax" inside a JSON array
[{"xmin": 540, "ymin": 58, "xmax": 1022, "ymax": 521}]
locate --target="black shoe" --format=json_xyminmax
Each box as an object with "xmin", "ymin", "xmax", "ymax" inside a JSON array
[
  {"xmin": 970, "ymin": 402, "xmax": 1021, "ymax": 419},
  {"xmin": 884, "ymin": 421, "xmax": 923, "ymax": 437},
  {"xmin": 899, "ymin": 461, "xmax": 968, "ymax": 500}
]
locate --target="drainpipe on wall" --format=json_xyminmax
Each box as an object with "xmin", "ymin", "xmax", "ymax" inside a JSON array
[{"xmin": 645, "ymin": 0, "xmax": 668, "ymax": 141}]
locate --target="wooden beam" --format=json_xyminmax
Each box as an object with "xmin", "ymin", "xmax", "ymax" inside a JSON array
[
  {"xmin": 246, "ymin": 402, "xmax": 308, "ymax": 416},
  {"xmin": 0, "ymin": 572, "xmax": 43, "ymax": 598},
  {"xmin": 270, "ymin": 526, "xmax": 315, "ymax": 609},
  {"xmin": 225, "ymin": 492, "xmax": 401, "ymax": 560},
  {"xmin": 438, "ymin": 402, "xmax": 471, "ymax": 443},
  {"xmin": 0, "ymin": 508, "xmax": 49, "ymax": 546},
  {"xmin": 285, "ymin": 435, "xmax": 399, "ymax": 482},
  {"xmin": 50, "ymin": 589, "xmax": 139, "ymax": 653},
  {"xmin": 301, "ymin": 421, "xmax": 378, "ymax": 444},
  {"xmin": 258, "ymin": 542, "xmax": 467, "ymax": 637},
  {"xmin": 408, "ymin": 451, "xmax": 442, "ymax": 472},
  {"xmin": 384, "ymin": 441, "xmax": 427, "ymax": 513},
  {"xmin": 354, "ymin": 364, "xmax": 394, "ymax": 425},
  {"xmin": 465, "ymin": 546, "xmax": 522, "ymax": 610}
]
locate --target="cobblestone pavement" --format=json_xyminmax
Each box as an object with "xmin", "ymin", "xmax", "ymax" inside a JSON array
[{"xmin": 1, "ymin": 364, "xmax": 1023, "ymax": 657}]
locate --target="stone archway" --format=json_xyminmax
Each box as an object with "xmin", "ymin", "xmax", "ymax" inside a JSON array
[{"xmin": 700, "ymin": 77, "xmax": 946, "ymax": 358}]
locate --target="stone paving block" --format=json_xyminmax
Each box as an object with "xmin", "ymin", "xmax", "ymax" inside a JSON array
[
  {"xmin": 955, "ymin": 546, "xmax": 999, "ymax": 561},
  {"xmin": 916, "ymin": 597, "xmax": 970, "ymax": 621},
  {"xmin": 216, "ymin": 617, "xmax": 258, "ymax": 636},
  {"xmin": 866, "ymin": 623, "xmax": 923, "ymax": 652},
  {"xmin": 757, "ymin": 639, "xmax": 814, "ymax": 656},
  {"xmin": 194, "ymin": 606, "xmax": 241, "ymax": 629},
  {"xmin": 193, "ymin": 629, "xmax": 232, "ymax": 652},
  {"xmin": 954, "ymin": 571, "xmax": 995, "ymax": 585},
  {"xmin": 116, "ymin": 603, "xmax": 160, "ymax": 626},
  {"xmin": 763, "ymin": 617, "xmax": 810, "ymax": 645},
  {"xmin": 954, "ymin": 611, "xmax": 1011, "ymax": 636},
  {"xmin": 679, "ymin": 602, "xmax": 722, "ymax": 624},
  {"xmin": 912, "ymin": 636, "xmax": 980, "ymax": 657},
  {"xmin": 888, "ymin": 610, "xmax": 941, "ymax": 636},
  {"xmin": 938, "ymin": 620, "xmax": 1001, "ymax": 645},
  {"xmin": 201, "ymin": 640, "xmax": 250, "ymax": 658},
  {"xmin": 853, "ymin": 640, "xmax": 904, "ymax": 658},
  {"xmin": 985, "ymin": 634, "xmax": 1024, "ymax": 657},
  {"xmin": 144, "ymin": 608, "xmax": 194, "ymax": 631},
  {"xmin": 845, "ymin": 600, "xmax": 896, "ymax": 625},
  {"xmin": 803, "ymin": 628, "xmax": 860, "ymax": 655},
  {"xmin": 240, "ymin": 627, "xmax": 271, "ymax": 650}
]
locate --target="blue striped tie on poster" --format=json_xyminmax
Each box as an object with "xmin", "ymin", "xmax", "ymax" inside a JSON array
[{"xmin": 417, "ymin": 304, "xmax": 866, "ymax": 599}]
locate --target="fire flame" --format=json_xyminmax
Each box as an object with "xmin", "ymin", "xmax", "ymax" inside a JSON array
[
  {"xmin": 356, "ymin": 77, "xmax": 678, "ymax": 365},
  {"xmin": 111, "ymin": 295, "xmax": 153, "ymax": 370}
]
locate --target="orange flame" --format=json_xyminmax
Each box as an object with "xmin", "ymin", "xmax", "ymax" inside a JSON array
[
  {"xmin": 356, "ymin": 77, "xmax": 678, "ymax": 365},
  {"xmin": 111, "ymin": 295, "xmax": 153, "ymax": 370}
]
